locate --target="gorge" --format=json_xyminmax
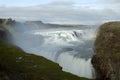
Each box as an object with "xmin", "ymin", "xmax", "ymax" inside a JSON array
[{"xmin": 12, "ymin": 20, "xmax": 97, "ymax": 79}]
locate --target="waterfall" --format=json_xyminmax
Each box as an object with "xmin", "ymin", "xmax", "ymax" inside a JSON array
[
  {"xmin": 13, "ymin": 26, "xmax": 97, "ymax": 79},
  {"xmin": 57, "ymin": 52, "xmax": 94, "ymax": 78}
]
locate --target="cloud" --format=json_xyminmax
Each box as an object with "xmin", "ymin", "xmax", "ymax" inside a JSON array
[
  {"xmin": 102, "ymin": 0, "xmax": 120, "ymax": 3},
  {"xmin": 50, "ymin": 0, "xmax": 74, "ymax": 6},
  {"xmin": 0, "ymin": 0, "xmax": 120, "ymax": 24}
]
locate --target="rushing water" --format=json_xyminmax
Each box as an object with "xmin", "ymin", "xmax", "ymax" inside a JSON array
[{"xmin": 13, "ymin": 26, "xmax": 97, "ymax": 79}]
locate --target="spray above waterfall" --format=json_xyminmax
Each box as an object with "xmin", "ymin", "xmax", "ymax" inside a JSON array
[{"xmin": 11, "ymin": 23, "xmax": 97, "ymax": 79}]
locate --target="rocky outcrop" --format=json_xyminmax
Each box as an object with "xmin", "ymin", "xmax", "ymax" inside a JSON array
[
  {"xmin": 0, "ymin": 26, "xmax": 6, "ymax": 39},
  {"xmin": 92, "ymin": 22, "xmax": 120, "ymax": 80},
  {"xmin": 0, "ymin": 18, "xmax": 15, "ymax": 43}
]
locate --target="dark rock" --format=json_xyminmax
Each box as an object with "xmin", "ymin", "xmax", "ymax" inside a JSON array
[
  {"xmin": 0, "ymin": 18, "xmax": 15, "ymax": 25},
  {"xmin": 0, "ymin": 29, "xmax": 6, "ymax": 40},
  {"xmin": 92, "ymin": 22, "xmax": 120, "ymax": 80},
  {"xmin": 0, "ymin": 18, "xmax": 15, "ymax": 44}
]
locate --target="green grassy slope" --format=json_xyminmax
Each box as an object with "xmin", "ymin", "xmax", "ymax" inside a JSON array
[{"xmin": 0, "ymin": 43, "xmax": 92, "ymax": 80}]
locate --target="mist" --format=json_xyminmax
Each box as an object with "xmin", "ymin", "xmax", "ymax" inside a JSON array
[{"xmin": 9, "ymin": 21, "xmax": 98, "ymax": 79}]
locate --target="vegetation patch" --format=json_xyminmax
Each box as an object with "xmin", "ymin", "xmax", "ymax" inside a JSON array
[{"xmin": 0, "ymin": 43, "xmax": 93, "ymax": 80}]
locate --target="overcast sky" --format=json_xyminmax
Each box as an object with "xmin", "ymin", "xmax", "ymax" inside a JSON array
[{"xmin": 0, "ymin": 0, "xmax": 120, "ymax": 24}]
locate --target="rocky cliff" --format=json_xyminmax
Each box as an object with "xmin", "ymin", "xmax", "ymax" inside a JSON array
[{"xmin": 92, "ymin": 22, "xmax": 120, "ymax": 80}]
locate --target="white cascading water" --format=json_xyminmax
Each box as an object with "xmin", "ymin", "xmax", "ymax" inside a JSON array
[{"xmin": 13, "ymin": 26, "xmax": 97, "ymax": 79}]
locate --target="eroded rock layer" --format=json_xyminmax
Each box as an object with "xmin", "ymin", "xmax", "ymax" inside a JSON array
[{"xmin": 92, "ymin": 22, "xmax": 120, "ymax": 80}]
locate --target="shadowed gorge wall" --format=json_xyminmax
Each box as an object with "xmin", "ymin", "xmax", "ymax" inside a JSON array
[{"xmin": 92, "ymin": 22, "xmax": 120, "ymax": 80}]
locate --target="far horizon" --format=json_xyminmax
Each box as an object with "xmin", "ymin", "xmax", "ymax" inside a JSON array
[{"xmin": 0, "ymin": 0, "xmax": 120, "ymax": 24}]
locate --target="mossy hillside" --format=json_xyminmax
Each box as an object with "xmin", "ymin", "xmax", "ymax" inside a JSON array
[{"xmin": 0, "ymin": 43, "xmax": 92, "ymax": 80}]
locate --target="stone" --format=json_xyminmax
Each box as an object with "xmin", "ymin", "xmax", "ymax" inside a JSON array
[{"xmin": 92, "ymin": 22, "xmax": 120, "ymax": 80}]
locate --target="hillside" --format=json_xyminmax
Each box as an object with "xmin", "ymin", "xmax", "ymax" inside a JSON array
[{"xmin": 0, "ymin": 44, "xmax": 92, "ymax": 80}]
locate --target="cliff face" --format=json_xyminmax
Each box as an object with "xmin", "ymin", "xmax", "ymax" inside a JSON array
[
  {"xmin": 0, "ymin": 18, "xmax": 15, "ymax": 43},
  {"xmin": 92, "ymin": 22, "xmax": 120, "ymax": 80},
  {"xmin": 0, "ymin": 27, "xmax": 6, "ymax": 41}
]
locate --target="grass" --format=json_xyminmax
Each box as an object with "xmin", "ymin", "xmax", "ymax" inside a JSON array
[{"xmin": 0, "ymin": 43, "xmax": 92, "ymax": 80}]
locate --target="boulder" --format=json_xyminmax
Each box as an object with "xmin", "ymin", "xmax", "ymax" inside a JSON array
[{"xmin": 92, "ymin": 22, "xmax": 120, "ymax": 80}]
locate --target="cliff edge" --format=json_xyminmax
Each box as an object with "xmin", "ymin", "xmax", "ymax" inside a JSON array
[{"xmin": 92, "ymin": 22, "xmax": 120, "ymax": 80}]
